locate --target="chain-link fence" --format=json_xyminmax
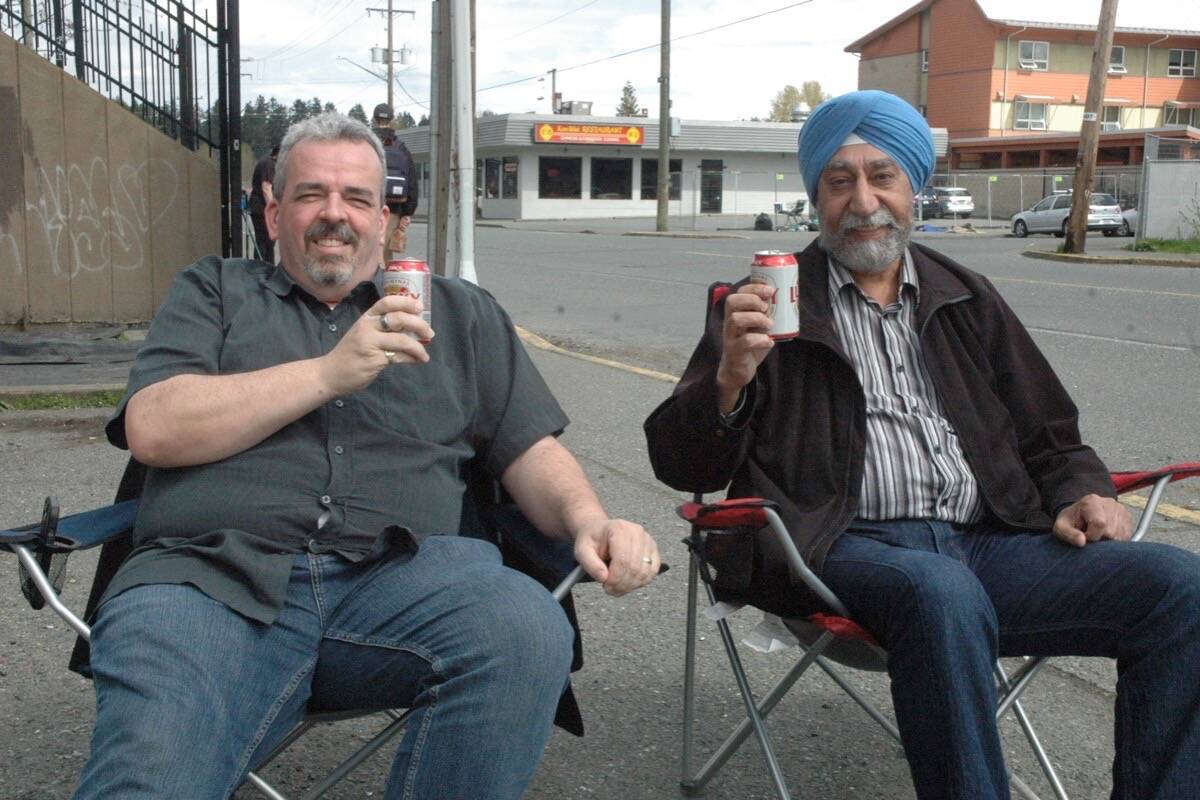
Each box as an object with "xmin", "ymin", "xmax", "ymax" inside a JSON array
[{"xmin": 921, "ymin": 169, "xmax": 1142, "ymax": 226}]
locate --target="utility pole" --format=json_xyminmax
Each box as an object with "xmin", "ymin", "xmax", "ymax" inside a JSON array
[
  {"xmin": 549, "ymin": 68, "xmax": 558, "ymax": 113},
  {"xmin": 655, "ymin": 0, "xmax": 670, "ymax": 231},
  {"xmin": 367, "ymin": 2, "xmax": 415, "ymax": 111},
  {"xmin": 1064, "ymin": 0, "xmax": 1119, "ymax": 254}
]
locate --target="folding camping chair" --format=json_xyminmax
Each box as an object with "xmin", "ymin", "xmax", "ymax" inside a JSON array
[
  {"xmin": 1, "ymin": 458, "xmax": 590, "ymax": 800},
  {"xmin": 774, "ymin": 200, "xmax": 807, "ymax": 232},
  {"xmin": 677, "ymin": 467, "xmax": 1200, "ymax": 800}
]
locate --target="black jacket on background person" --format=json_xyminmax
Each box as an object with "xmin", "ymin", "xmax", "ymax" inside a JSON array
[
  {"xmin": 643, "ymin": 240, "xmax": 1116, "ymax": 618},
  {"xmin": 374, "ymin": 127, "xmax": 419, "ymax": 218}
]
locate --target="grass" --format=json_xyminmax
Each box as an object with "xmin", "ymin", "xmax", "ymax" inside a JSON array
[
  {"xmin": 1127, "ymin": 237, "xmax": 1200, "ymax": 254},
  {"xmin": 0, "ymin": 389, "xmax": 125, "ymax": 411}
]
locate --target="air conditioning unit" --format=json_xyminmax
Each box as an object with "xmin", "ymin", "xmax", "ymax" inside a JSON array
[
  {"xmin": 1027, "ymin": 120, "xmax": 1047, "ymax": 130},
  {"xmin": 1101, "ymin": 121, "xmax": 1121, "ymax": 132},
  {"xmin": 1108, "ymin": 64, "xmax": 1128, "ymax": 74},
  {"xmin": 1018, "ymin": 59, "xmax": 1041, "ymax": 70}
]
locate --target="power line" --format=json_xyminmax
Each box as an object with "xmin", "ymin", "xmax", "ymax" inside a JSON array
[
  {"xmin": 252, "ymin": 0, "xmax": 360, "ymax": 62},
  {"xmin": 509, "ymin": 0, "xmax": 603, "ymax": 40},
  {"xmin": 272, "ymin": 12, "xmax": 370, "ymax": 63},
  {"xmin": 478, "ymin": 0, "xmax": 819, "ymax": 94}
]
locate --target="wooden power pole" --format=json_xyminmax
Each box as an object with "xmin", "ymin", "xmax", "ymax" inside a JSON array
[
  {"xmin": 655, "ymin": 0, "xmax": 670, "ymax": 232},
  {"xmin": 1064, "ymin": 0, "xmax": 1119, "ymax": 253}
]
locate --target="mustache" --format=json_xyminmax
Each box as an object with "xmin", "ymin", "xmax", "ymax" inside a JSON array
[
  {"xmin": 305, "ymin": 221, "xmax": 360, "ymax": 246},
  {"xmin": 837, "ymin": 208, "xmax": 900, "ymax": 233}
]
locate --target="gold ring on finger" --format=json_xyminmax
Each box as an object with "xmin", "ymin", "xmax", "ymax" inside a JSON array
[
  {"xmin": 379, "ymin": 313, "xmax": 391, "ymax": 332},
  {"xmin": 384, "ymin": 350, "xmax": 398, "ymax": 364}
]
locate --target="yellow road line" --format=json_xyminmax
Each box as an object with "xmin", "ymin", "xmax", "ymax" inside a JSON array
[
  {"xmin": 1121, "ymin": 494, "xmax": 1200, "ymax": 527},
  {"xmin": 516, "ymin": 327, "xmax": 680, "ymax": 384}
]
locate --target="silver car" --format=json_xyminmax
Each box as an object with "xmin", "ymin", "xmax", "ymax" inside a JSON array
[
  {"xmin": 933, "ymin": 187, "xmax": 974, "ymax": 219},
  {"xmin": 1011, "ymin": 192, "xmax": 1124, "ymax": 237}
]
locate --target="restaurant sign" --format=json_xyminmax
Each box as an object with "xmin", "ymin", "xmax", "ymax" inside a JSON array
[{"xmin": 534, "ymin": 122, "xmax": 644, "ymax": 146}]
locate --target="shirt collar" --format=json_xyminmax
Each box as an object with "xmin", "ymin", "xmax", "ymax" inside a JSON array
[
  {"xmin": 258, "ymin": 262, "xmax": 384, "ymax": 305},
  {"xmin": 827, "ymin": 248, "xmax": 920, "ymax": 305}
]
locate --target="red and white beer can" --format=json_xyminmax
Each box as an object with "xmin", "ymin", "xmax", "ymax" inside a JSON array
[
  {"xmin": 383, "ymin": 258, "xmax": 432, "ymax": 343},
  {"xmin": 749, "ymin": 250, "xmax": 799, "ymax": 340}
]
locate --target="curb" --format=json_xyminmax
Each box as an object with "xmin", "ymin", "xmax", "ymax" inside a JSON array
[
  {"xmin": 1020, "ymin": 249, "xmax": 1200, "ymax": 268},
  {"xmin": 0, "ymin": 383, "xmax": 126, "ymax": 397}
]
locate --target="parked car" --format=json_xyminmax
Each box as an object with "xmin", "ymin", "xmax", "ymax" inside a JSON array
[
  {"xmin": 912, "ymin": 188, "xmax": 940, "ymax": 219},
  {"xmin": 1010, "ymin": 192, "xmax": 1124, "ymax": 237},
  {"xmin": 1120, "ymin": 206, "xmax": 1138, "ymax": 237},
  {"xmin": 932, "ymin": 186, "xmax": 974, "ymax": 218}
]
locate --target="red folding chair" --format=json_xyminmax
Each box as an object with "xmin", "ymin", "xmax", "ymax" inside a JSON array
[{"xmin": 678, "ymin": 463, "xmax": 1200, "ymax": 799}]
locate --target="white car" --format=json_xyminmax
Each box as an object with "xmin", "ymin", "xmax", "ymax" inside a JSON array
[
  {"xmin": 933, "ymin": 187, "xmax": 974, "ymax": 219},
  {"xmin": 1011, "ymin": 192, "xmax": 1124, "ymax": 238},
  {"xmin": 1120, "ymin": 207, "xmax": 1138, "ymax": 237}
]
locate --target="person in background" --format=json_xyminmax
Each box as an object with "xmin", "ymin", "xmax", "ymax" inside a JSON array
[
  {"xmin": 248, "ymin": 143, "xmax": 279, "ymax": 263},
  {"xmin": 371, "ymin": 102, "xmax": 419, "ymax": 259}
]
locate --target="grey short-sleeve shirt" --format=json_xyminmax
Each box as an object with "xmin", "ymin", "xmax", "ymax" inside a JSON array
[{"xmin": 102, "ymin": 256, "xmax": 568, "ymax": 622}]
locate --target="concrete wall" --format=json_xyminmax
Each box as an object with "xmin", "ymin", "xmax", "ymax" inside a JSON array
[
  {"xmin": 1142, "ymin": 161, "xmax": 1200, "ymax": 239},
  {"xmin": 0, "ymin": 32, "xmax": 221, "ymax": 324}
]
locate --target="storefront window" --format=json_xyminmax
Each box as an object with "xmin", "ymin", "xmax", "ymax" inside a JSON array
[
  {"xmin": 641, "ymin": 158, "xmax": 682, "ymax": 200},
  {"xmin": 502, "ymin": 156, "xmax": 518, "ymax": 198},
  {"xmin": 538, "ymin": 157, "xmax": 581, "ymax": 199},
  {"xmin": 484, "ymin": 159, "xmax": 502, "ymax": 199},
  {"xmin": 591, "ymin": 158, "xmax": 633, "ymax": 199}
]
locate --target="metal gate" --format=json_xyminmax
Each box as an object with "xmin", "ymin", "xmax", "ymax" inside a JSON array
[{"xmin": 3, "ymin": 0, "xmax": 243, "ymax": 255}]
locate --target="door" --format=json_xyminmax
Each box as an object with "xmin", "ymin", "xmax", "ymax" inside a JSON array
[{"xmin": 700, "ymin": 159, "xmax": 723, "ymax": 214}]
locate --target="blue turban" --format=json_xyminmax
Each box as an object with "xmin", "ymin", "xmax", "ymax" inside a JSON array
[{"xmin": 797, "ymin": 90, "xmax": 934, "ymax": 201}]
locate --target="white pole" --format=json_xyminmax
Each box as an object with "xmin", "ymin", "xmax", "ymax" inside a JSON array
[{"xmin": 452, "ymin": 0, "xmax": 477, "ymax": 283}]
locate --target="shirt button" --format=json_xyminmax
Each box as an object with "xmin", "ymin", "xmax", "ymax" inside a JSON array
[
  {"xmin": 321, "ymin": 495, "xmax": 332, "ymax": 505},
  {"xmin": 335, "ymin": 399, "xmax": 344, "ymax": 408},
  {"xmin": 334, "ymin": 445, "xmax": 344, "ymax": 455},
  {"xmin": 897, "ymin": 366, "xmax": 906, "ymax": 373},
  {"xmin": 328, "ymin": 323, "xmax": 338, "ymax": 332},
  {"xmin": 308, "ymin": 538, "xmax": 320, "ymax": 550},
  {"xmin": 934, "ymin": 446, "xmax": 942, "ymax": 454}
]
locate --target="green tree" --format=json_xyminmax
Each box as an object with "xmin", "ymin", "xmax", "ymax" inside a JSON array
[
  {"xmin": 800, "ymin": 81, "xmax": 831, "ymax": 111},
  {"xmin": 417, "ymin": 113, "xmax": 430, "ymax": 126},
  {"xmin": 768, "ymin": 85, "xmax": 803, "ymax": 122},
  {"xmin": 616, "ymin": 81, "xmax": 641, "ymax": 117},
  {"xmin": 397, "ymin": 110, "xmax": 417, "ymax": 128},
  {"xmin": 265, "ymin": 98, "xmax": 290, "ymax": 147},
  {"xmin": 348, "ymin": 103, "xmax": 369, "ymax": 123}
]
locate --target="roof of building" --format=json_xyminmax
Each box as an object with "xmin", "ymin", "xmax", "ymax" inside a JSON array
[
  {"xmin": 846, "ymin": 0, "xmax": 1200, "ymax": 53},
  {"xmin": 392, "ymin": 113, "xmax": 806, "ymax": 156}
]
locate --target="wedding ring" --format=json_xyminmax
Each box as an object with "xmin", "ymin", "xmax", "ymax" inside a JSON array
[
  {"xmin": 642, "ymin": 556, "xmax": 654, "ymax": 564},
  {"xmin": 383, "ymin": 350, "xmax": 398, "ymax": 364},
  {"xmin": 379, "ymin": 313, "xmax": 391, "ymax": 332}
]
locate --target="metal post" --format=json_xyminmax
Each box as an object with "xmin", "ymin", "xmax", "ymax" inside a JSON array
[
  {"xmin": 655, "ymin": 0, "xmax": 670, "ymax": 231},
  {"xmin": 72, "ymin": 0, "xmax": 85, "ymax": 81},
  {"xmin": 227, "ymin": 0, "xmax": 242, "ymax": 256},
  {"xmin": 217, "ymin": 0, "xmax": 230, "ymax": 255},
  {"xmin": 451, "ymin": 0, "xmax": 476, "ymax": 283},
  {"xmin": 427, "ymin": 2, "xmax": 440, "ymax": 271},
  {"xmin": 386, "ymin": 0, "xmax": 394, "ymax": 111}
]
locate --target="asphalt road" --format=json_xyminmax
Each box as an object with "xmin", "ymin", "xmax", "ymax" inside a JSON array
[{"xmin": 1, "ymin": 223, "xmax": 1198, "ymax": 799}]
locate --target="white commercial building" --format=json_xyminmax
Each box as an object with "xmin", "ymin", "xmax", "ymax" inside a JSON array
[{"xmin": 393, "ymin": 113, "xmax": 810, "ymax": 220}]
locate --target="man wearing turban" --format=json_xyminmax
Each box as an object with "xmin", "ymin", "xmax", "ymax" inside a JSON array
[{"xmin": 645, "ymin": 90, "xmax": 1200, "ymax": 799}]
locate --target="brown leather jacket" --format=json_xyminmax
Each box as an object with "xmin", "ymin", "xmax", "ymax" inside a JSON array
[{"xmin": 644, "ymin": 240, "xmax": 1115, "ymax": 617}]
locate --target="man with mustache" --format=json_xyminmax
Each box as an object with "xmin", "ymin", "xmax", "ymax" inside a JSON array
[
  {"xmin": 72, "ymin": 112, "xmax": 659, "ymax": 799},
  {"xmin": 645, "ymin": 90, "xmax": 1200, "ymax": 799}
]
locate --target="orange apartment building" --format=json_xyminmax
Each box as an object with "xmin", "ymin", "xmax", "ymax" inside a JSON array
[{"xmin": 845, "ymin": 0, "xmax": 1200, "ymax": 169}]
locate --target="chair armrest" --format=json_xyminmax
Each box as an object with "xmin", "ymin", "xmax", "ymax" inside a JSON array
[
  {"xmin": 1112, "ymin": 463, "xmax": 1200, "ymax": 495},
  {"xmin": 677, "ymin": 497, "xmax": 779, "ymax": 530}
]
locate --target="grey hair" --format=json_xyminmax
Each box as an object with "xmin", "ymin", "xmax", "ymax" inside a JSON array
[{"xmin": 272, "ymin": 112, "xmax": 388, "ymax": 204}]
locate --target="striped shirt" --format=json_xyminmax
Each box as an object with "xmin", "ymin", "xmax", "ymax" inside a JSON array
[{"xmin": 828, "ymin": 252, "xmax": 982, "ymax": 523}]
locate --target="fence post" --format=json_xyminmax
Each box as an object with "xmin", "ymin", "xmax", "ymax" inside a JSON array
[{"xmin": 71, "ymin": 0, "xmax": 85, "ymax": 81}]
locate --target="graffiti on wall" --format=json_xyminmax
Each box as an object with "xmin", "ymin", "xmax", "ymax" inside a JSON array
[{"xmin": 13, "ymin": 155, "xmax": 180, "ymax": 278}]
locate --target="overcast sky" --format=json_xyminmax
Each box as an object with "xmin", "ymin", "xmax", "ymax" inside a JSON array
[{"xmin": 233, "ymin": 0, "xmax": 1192, "ymax": 122}]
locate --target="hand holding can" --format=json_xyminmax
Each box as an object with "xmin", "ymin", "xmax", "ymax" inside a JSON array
[{"xmin": 748, "ymin": 251, "xmax": 799, "ymax": 340}]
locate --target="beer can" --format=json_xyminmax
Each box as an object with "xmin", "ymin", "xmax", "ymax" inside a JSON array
[
  {"xmin": 749, "ymin": 250, "xmax": 799, "ymax": 340},
  {"xmin": 383, "ymin": 258, "xmax": 432, "ymax": 344}
]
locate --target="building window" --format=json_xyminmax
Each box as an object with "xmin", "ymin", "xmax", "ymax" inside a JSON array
[
  {"xmin": 1164, "ymin": 105, "xmax": 1200, "ymax": 126},
  {"xmin": 1101, "ymin": 106, "xmax": 1122, "ymax": 131},
  {"xmin": 921, "ymin": 49, "xmax": 929, "ymax": 72},
  {"xmin": 590, "ymin": 157, "xmax": 633, "ymax": 199},
  {"xmin": 483, "ymin": 158, "xmax": 502, "ymax": 199},
  {"xmin": 1168, "ymin": 49, "xmax": 1197, "ymax": 78},
  {"xmin": 501, "ymin": 156, "xmax": 518, "ymax": 199},
  {"xmin": 538, "ymin": 156, "xmax": 581, "ymax": 199},
  {"xmin": 1018, "ymin": 40, "xmax": 1049, "ymax": 71},
  {"xmin": 1109, "ymin": 46, "xmax": 1126, "ymax": 74},
  {"xmin": 641, "ymin": 158, "xmax": 682, "ymax": 200},
  {"xmin": 1014, "ymin": 101, "xmax": 1047, "ymax": 130}
]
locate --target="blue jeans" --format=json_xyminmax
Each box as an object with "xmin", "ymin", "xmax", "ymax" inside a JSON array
[
  {"xmin": 73, "ymin": 536, "xmax": 575, "ymax": 800},
  {"xmin": 821, "ymin": 519, "xmax": 1200, "ymax": 800}
]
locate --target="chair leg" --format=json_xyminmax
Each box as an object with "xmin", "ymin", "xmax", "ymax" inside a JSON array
[
  {"xmin": 811, "ymin": 656, "xmax": 901, "ymax": 742},
  {"xmin": 995, "ymin": 661, "xmax": 1069, "ymax": 800},
  {"xmin": 299, "ymin": 709, "xmax": 415, "ymax": 800},
  {"xmin": 681, "ymin": 554, "xmax": 701, "ymax": 794}
]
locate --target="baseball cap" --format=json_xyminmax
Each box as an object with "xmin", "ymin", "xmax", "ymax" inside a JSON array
[{"xmin": 372, "ymin": 103, "xmax": 394, "ymax": 120}]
